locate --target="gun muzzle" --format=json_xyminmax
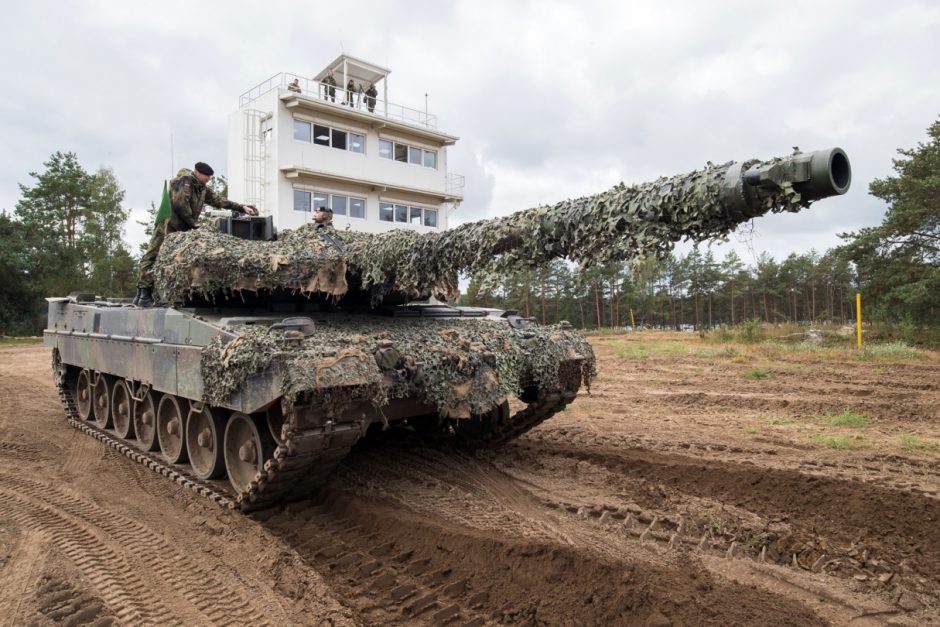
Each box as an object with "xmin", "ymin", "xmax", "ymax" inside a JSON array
[{"xmin": 721, "ymin": 147, "xmax": 851, "ymax": 219}]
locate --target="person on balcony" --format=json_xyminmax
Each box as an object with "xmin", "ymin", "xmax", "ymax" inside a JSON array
[
  {"xmin": 344, "ymin": 79, "xmax": 355, "ymax": 107},
  {"xmin": 321, "ymin": 68, "xmax": 336, "ymax": 102},
  {"xmin": 365, "ymin": 83, "xmax": 378, "ymax": 113},
  {"xmin": 288, "ymin": 78, "xmax": 301, "ymax": 93}
]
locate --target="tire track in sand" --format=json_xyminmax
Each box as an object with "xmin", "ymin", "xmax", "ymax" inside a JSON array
[{"xmin": 0, "ymin": 476, "xmax": 278, "ymax": 626}]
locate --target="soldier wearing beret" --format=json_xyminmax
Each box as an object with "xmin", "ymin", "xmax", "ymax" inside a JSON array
[{"xmin": 135, "ymin": 162, "xmax": 257, "ymax": 307}]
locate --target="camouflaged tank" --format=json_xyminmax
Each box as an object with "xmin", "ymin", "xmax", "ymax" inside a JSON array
[{"xmin": 45, "ymin": 147, "xmax": 851, "ymax": 511}]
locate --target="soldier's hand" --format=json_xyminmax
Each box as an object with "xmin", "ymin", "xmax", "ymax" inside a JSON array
[{"xmin": 243, "ymin": 205, "xmax": 258, "ymax": 216}]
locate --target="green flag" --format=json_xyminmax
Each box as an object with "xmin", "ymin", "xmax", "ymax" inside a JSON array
[{"xmin": 154, "ymin": 180, "xmax": 171, "ymax": 225}]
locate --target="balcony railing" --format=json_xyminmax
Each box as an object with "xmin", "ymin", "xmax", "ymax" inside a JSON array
[
  {"xmin": 446, "ymin": 172, "xmax": 465, "ymax": 198},
  {"xmin": 240, "ymin": 72, "xmax": 438, "ymax": 129}
]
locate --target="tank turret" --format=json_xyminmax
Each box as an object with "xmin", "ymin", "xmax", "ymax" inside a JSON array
[{"xmin": 155, "ymin": 147, "xmax": 850, "ymax": 306}]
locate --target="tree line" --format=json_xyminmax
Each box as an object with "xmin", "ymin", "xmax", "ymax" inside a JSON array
[
  {"xmin": 1, "ymin": 118, "xmax": 937, "ymax": 336},
  {"xmin": 462, "ymin": 247, "xmax": 864, "ymax": 330}
]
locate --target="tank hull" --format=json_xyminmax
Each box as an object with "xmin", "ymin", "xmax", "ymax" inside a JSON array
[{"xmin": 45, "ymin": 297, "xmax": 592, "ymax": 511}]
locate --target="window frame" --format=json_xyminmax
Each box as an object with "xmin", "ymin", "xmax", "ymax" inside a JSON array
[
  {"xmin": 349, "ymin": 197, "xmax": 366, "ymax": 219},
  {"xmin": 379, "ymin": 137, "xmax": 439, "ymax": 169},
  {"xmin": 298, "ymin": 189, "xmax": 367, "ymax": 220},
  {"xmin": 295, "ymin": 117, "xmax": 366, "ymax": 155},
  {"xmin": 349, "ymin": 132, "xmax": 365, "ymax": 154},
  {"xmin": 293, "ymin": 119, "xmax": 312, "ymax": 143},
  {"xmin": 293, "ymin": 189, "xmax": 312, "ymax": 213}
]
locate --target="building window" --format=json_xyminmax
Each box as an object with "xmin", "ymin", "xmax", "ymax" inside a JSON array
[
  {"xmin": 300, "ymin": 190, "xmax": 365, "ymax": 219},
  {"xmin": 349, "ymin": 133, "xmax": 365, "ymax": 153},
  {"xmin": 331, "ymin": 195, "xmax": 348, "ymax": 216},
  {"xmin": 378, "ymin": 138, "xmax": 438, "ymax": 169},
  {"xmin": 293, "ymin": 120, "xmax": 311, "ymax": 142},
  {"xmin": 293, "ymin": 190, "xmax": 312, "ymax": 213},
  {"xmin": 350, "ymin": 197, "xmax": 365, "ymax": 218},
  {"xmin": 296, "ymin": 118, "xmax": 365, "ymax": 154},
  {"xmin": 331, "ymin": 128, "xmax": 347, "ymax": 150},
  {"xmin": 378, "ymin": 202, "xmax": 439, "ymax": 227},
  {"xmin": 313, "ymin": 124, "xmax": 330, "ymax": 146},
  {"xmin": 394, "ymin": 143, "xmax": 408, "ymax": 162}
]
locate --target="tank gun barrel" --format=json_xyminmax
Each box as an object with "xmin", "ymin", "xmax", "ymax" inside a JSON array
[
  {"xmin": 724, "ymin": 147, "xmax": 851, "ymax": 219},
  {"xmin": 346, "ymin": 147, "xmax": 851, "ymax": 302}
]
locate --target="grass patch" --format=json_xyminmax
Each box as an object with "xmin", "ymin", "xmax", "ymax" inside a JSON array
[
  {"xmin": 692, "ymin": 346, "xmax": 745, "ymax": 360},
  {"xmin": 743, "ymin": 426, "xmax": 758, "ymax": 434},
  {"xmin": 612, "ymin": 340, "xmax": 691, "ymax": 361},
  {"xmin": 854, "ymin": 341, "xmax": 929, "ymax": 362},
  {"xmin": 898, "ymin": 434, "xmax": 938, "ymax": 453},
  {"xmin": 0, "ymin": 337, "xmax": 43, "ymax": 345},
  {"xmin": 744, "ymin": 368, "xmax": 769, "ymax": 380},
  {"xmin": 808, "ymin": 433, "xmax": 868, "ymax": 449},
  {"xmin": 822, "ymin": 410, "xmax": 869, "ymax": 427}
]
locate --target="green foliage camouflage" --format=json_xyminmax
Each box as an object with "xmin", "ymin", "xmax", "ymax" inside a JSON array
[
  {"xmin": 155, "ymin": 153, "xmax": 814, "ymax": 306},
  {"xmin": 156, "ymin": 222, "xmax": 350, "ymax": 302},
  {"xmin": 200, "ymin": 318, "xmax": 596, "ymax": 418}
]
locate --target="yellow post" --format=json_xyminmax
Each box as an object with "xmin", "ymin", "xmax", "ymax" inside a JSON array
[
  {"xmin": 856, "ymin": 292, "xmax": 862, "ymax": 349},
  {"xmin": 630, "ymin": 307, "xmax": 636, "ymax": 329}
]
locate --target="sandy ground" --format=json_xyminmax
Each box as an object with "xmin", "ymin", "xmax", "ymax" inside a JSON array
[{"xmin": 1, "ymin": 334, "xmax": 939, "ymax": 626}]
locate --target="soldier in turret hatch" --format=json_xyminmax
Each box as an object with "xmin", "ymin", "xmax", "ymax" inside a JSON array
[
  {"xmin": 135, "ymin": 162, "xmax": 256, "ymax": 308},
  {"xmin": 313, "ymin": 205, "xmax": 334, "ymax": 229}
]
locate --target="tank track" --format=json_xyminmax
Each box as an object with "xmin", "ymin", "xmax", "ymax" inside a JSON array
[
  {"xmin": 458, "ymin": 389, "xmax": 578, "ymax": 450},
  {"xmin": 57, "ymin": 369, "xmax": 578, "ymax": 512},
  {"xmin": 56, "ymin": 376, "xmax": 363, "ymax": 513}
]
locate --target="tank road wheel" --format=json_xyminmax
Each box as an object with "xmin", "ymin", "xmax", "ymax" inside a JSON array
[
  {"xmin": 52, "ymin": 349, "xmax": 67, "ymax": 387},
  {"xmin": 224, "ymin": 412, "xmax": 276, "ymax": 495},
  {"xmin": 157, "ymin": 395, "xmax": 188, "ymax": 464},
  {"xmin": 111, "ymin": 380, "xmax": 134, "ymax": 440},
  {"xmin": 76, "ymin": 370, "xmax": 93, "ymax": 421},
  {"xmin": 186, "ymin": 403, "xmax": 226, "ymax": 480},
  {"xmin": 133, "ymin": 389, "xmax": 161, "ymax": 452},
  {"xmin": 266, "ymin": 403, "xmax": 286, "ymax": 446},
  {"xmin": 92, "ymin": 375, "xmax": 113, "ymax": 429}
]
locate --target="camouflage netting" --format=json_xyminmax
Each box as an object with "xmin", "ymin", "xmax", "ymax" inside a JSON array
[
  {"xmin": 345, "ymin": 156, "xmax": 807, "ymax": 302},
  {"xmin": 155, "ymin": 222, "xmax": 353, "ymax": 303},
  {"xmin": 200, "ymin": 318, "xmax": 596, "ymax": 419},
  {"xmin": 156, "ymin": 153, "xmax": 816, "ymax": 305}
]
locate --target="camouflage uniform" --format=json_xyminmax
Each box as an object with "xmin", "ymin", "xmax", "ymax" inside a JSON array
[
  {"xmin": 322, "ymin": 74, "xmax": 336, "ymax": 102},
  {"xmin": 137, "ymin": 168, "xmax": 249, "ymax": 288}
]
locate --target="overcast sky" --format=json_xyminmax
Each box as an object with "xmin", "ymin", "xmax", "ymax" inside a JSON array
[{"xmin": 1, "ymin": 0, "xmax": 938, "ymax": 267}]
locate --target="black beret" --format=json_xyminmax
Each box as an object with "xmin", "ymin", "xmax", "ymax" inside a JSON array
[
  {"xmin": 317, "ymin": 205, "xmax": 333, "ymax": 214},
  {"xmin": 194, "ymin": 162, "xmax": 214, "ymax": 176}
]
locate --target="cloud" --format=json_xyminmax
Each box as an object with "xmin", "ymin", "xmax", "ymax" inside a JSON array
[{"xmin": 0, "ymin": 0, "xmax": 938, "ymax": 263}]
